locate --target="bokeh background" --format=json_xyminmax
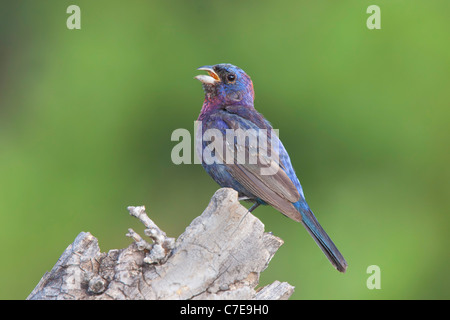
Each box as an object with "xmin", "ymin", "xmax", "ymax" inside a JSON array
[{"xmin": 1, "ymin": 0, "xmax": 449, "ymax": 300}]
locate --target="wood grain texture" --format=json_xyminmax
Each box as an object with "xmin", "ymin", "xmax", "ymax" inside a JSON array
[{"xmin": 27, "ymin": 188, "xmax": 294, "ymax": 300}]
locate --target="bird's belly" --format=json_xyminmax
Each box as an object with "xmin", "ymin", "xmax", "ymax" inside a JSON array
[{"xmin": 202, "ymin": 162, "xmax": 256, "ymax": 200}]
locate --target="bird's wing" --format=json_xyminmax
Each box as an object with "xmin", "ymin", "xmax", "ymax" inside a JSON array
[{"xmin": 212, "ymin": 110, "xmax": 302, "ymax": 222}]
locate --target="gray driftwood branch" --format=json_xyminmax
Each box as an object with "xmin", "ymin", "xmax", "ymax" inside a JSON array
[{"xmin": 27, "ymin": 188, "xmax": 294, "ymax": 300}]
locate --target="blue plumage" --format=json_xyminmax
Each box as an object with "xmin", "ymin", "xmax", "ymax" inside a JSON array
[{"xmin": 195, "ymin": 64, "xmax": 347, "ymax": 272}]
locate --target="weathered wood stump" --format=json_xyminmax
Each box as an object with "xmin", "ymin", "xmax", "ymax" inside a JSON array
[{"xmin": 27, "ymin": 188, "xmax": 294, "ymax": 300}]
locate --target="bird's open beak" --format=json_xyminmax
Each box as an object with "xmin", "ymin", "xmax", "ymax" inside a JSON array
[{"xmin": 195, "ymin": 66, "xmax": 220, "ymax": 85}]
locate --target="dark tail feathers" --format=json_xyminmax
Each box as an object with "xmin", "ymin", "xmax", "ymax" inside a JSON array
[{"xmin": 300, "ymin": 208, "xmax": 348, "ymax": 273}]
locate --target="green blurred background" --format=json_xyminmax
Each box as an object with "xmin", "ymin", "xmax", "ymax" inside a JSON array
[{"xmin": 1, "ymin": 0, "xmax": 449, "ymax": 299}]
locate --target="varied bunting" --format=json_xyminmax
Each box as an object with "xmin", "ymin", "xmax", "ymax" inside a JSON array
[{"xmin": 195, "ymin": 63, "xmax": 347, "ymax": 273}]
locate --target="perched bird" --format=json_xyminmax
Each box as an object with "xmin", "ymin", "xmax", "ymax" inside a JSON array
[{"xmin": 195, "ymin": 63, "xmax": 348, "ymax": 273}]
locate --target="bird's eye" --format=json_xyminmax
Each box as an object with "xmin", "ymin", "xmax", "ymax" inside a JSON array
[{"xmin": 227, "ymin": 74, "xmax": 236, "ymax": 82}]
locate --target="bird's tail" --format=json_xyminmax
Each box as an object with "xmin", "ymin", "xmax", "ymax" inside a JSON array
[{"xmin": 297, "ymin": 204, "xmax": 348, "ymax": 273}]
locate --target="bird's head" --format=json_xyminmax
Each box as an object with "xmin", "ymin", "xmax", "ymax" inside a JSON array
[{"xmin": 195, "ymin": 63, "xmax": 254, "ymax": 108}]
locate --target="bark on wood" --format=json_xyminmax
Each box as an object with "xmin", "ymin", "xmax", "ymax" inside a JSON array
[{"xmin": 27, "ymin": 188, "xmax": 294, "ymax": 300}]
